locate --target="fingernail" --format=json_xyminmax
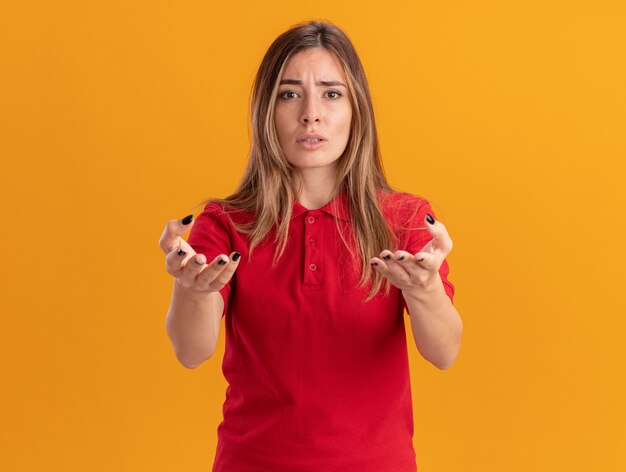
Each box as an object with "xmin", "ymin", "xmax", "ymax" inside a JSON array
[
  {"xmin": 218, "ymin": 258, "xmax": 227, "ymax": 265},
  {"xmin": 417, "ymin": 257, "xmax": 424, "ymax": 262},
  {"xmin": 195, "ymin": 256, "xmax": 204, "ymax": 265},
  {"xmin": 426, "ymin": 214, "xmax": 435, "ymax": 225},
  {"xmin": 232, "ymin": 252, "xmax": 241, "ymax": 261},
  {"xmin": 177, "ymin": 248, "xmax": 186, "ymax": 256},
  {"xmin": 370, "ymin": 261, "xmax": 378, "ymax": 266},
  {"xmin": 383, "ymin": 254, "xmax": 392, "ymax": 260},
  {"xmin": 182, "ymin": 214, "xmax": 193, "ymax": 225},
  {"xmin": 397, "ymin": 255, "xmax": 404, "ymax": 260}
]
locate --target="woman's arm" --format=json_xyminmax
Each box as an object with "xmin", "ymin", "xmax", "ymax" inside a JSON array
[
  {"xmin": 165, "ymin": 280, "xmax": 223, "ymax": 369},
  {"xmin": 160, "ymin": 215, "xmax": 239, "ymax": 370},
  {"xmin": 403, "ymin": 276, "xmax": 463, "ymax": 370},
  {"xmin": 370, "ymin": 206, "xmax": 462, "ymax": 370}
]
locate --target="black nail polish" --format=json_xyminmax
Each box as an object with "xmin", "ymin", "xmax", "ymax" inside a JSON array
[
  {"xmin": 177, "ymin": 248, "xmax": 186, "ymax": 256},
  {"xmin": 426, "ymin": 213, "xmax": 435, "ymax": 225},
  {"xmin": 397, "ymin": 255, "xmax": 404, "ymax": 260},
  {"xmin": 383, "ymin": 254, "xmax": 392, "ymax": 260},
  {"xmin": 232, "ymin": 252, "xmax": 241, "ymax": 261},
  {"xmin": 417, "ymin": 257, "xmax": 424, "ymax": 262},
  {"xmin": 218, "ymin": 258, "xmax": 227, "ymax": 266},
  {"xmin": 371, "ymin": 261, "xmax": 378, "ymax": 266},
  {"xmin": 182, "ymin": 214, "xmax": 193, "ymax": 225}
]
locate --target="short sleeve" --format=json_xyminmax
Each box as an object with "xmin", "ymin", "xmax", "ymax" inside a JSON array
[
  {"xmin": 400, "ymin": 198, "xmax": 455, "ymax": 314},
  {"xmin": 186, "ymin": 203, "xmax": 234, "ymax": 318}
]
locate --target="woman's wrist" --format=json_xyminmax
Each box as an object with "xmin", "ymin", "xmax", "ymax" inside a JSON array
[{"xmin": 173, "ymin": 277, "xmax": 217, "ymax": 302}]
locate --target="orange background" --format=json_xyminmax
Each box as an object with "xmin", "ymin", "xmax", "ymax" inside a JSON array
[{"xmin": 1, "ymin": 1, "xmax": 625, "ymax": 471}]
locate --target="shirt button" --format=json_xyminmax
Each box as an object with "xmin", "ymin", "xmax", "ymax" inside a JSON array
[
  {"xmin": 307, "ymin": 216, "xmax": 315, "ymax": 224},
  {"xmin": 309, "ymin": 263, "xmax": 317, "ymax": 271},
  {"xmin": 309, "ymin": 238, "xmax": 316, "ymax": 246}
]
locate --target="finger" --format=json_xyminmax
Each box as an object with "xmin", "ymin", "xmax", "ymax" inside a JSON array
[
  {"xmin": 382, "ymin": 249, "xmax": 412, "ymax": 280},
  {"xmin": 165, "ymin": 244, "xmax": 197, "ymax": 277},
  {"xmin": 392, "ymin": 249, "xmax": 413, "ymax": 264},
  {"xmin": 197, "ymin": 252, "xmax": 241, "ymax": 291},
  {"xmin": 394, "ymin": 249, "xmax": 437, "ymax": 280},
  {"xmin": 159, "ymin": 214, "xmax": 194, "ymax": 254},
  {"xmin": 177, "ymin": 251, "xmax": 213, "ymax": 288},
  {"xmin": 370, "ymin": 250, "xmax": 411, "ymax": 285},
  {"xmin": 393, "ymin": 249, "xmax": 419, "ymax": 271},
  {"xmin": 413, "ymin": 251, "xmax": 439, "ymax": 272},
  {"xmin": 423, "ymin": 214, "xmax": 453, "ymax": 254},
  {"xmin": 369, "ymin": 256, "xmax": 387, "ymax": 274}
]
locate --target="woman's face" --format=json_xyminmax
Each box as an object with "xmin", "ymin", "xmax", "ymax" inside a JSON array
[{"xmin": 274, "ymin": 48, "xmax": 352, "ymax": 174}]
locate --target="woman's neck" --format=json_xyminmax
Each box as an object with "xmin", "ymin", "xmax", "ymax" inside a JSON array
[{"xmin": 293, "ymin": 165, "xmax": 339, "ymax": 210}]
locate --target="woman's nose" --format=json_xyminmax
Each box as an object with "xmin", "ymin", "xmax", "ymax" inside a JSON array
[{"xmin": 300, "ymin": 95, "xmax": 320, "ymax": 124}]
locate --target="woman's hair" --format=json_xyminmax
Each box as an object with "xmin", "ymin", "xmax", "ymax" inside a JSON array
[{"xmin": 195, "ymin": 19, "xmax": 419, "ymax": 301}]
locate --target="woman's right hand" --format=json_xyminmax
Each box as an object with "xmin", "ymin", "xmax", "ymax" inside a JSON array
[{"xmin": 159, "ymin": 215, "xmax": 240, "ymax": 295}]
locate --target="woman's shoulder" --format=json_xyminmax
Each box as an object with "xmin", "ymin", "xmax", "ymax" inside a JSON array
[
  {"xmin": 200, "ymin": 199, "xmax": 256, "ymax": 224},
  {"xmin": 376, "ymin": 190, "xmax": 433, "ymax": 244},
  {"xmin": 377, "ymin": 189, "xmax": 430, "ymax": 215}
]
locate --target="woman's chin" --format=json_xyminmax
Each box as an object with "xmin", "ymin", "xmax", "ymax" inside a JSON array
[{"xmin": 287, "ymin": 154, "xmax": 341, "ymax": 170}]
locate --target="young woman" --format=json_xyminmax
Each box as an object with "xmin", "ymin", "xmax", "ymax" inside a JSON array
[{"xmin": 159, "ymin": 19, "xmax": 462, "ymax": 472}]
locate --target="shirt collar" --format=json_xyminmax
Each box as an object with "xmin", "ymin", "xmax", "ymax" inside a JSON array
[{"xmin": 291, "ymin": 187, "xmax": 352, "ymax": 222}]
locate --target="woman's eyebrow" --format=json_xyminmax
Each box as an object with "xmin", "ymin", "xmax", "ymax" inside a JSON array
[{"xmin": 279, "ymin": 79, "xmax": 346, "ymax": 87}]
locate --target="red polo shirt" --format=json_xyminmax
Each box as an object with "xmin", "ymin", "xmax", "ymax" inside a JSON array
[{"xmin": 187, "ymin": 188, "xmax": 454, "ymax": 472}]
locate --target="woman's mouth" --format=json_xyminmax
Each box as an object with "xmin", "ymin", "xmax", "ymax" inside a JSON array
[{"xmin": 297, "ymin": 138, "xmax": 325, "ymax": 150}]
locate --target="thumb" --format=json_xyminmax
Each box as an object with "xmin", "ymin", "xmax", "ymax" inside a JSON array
[
  {"xmin": 159, "ymin": 214, "xmax": 194, "ymax": 253},
  {"xmin": 423, "ymin": 212, "xmax": 441, "ymax": 235}
]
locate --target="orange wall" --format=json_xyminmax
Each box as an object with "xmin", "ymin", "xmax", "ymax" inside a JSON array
[{"xmin": 1, "ymin": 1, "xmax": 625, "ymax": 471}]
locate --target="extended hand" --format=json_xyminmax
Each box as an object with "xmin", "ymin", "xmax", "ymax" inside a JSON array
[
  {"xmin": 370, "ymin": 213, "xmax": 453, "ymax": 293},
  {"xmin": 159, "ymin": 214, "xmax": 240, "ymax": 295}
]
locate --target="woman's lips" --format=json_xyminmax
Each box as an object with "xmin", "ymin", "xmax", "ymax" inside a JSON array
[{"xmin": 296, "ymin": 139, "xmax": 326, "ymax": 150}]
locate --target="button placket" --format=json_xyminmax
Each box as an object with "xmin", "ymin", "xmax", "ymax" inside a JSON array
[{"xmin": 303, "ymin": 211, "xmax": 321, "ymax": 286}]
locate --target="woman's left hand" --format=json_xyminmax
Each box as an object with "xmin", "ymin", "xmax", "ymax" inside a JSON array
[{"xmin": 370, "ymin": 213, "xmax": 453, "ymax": 294}]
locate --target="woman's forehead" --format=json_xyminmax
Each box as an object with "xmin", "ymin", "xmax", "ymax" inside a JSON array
[{"xmin": 281, "ymin": 48, "xmax": 346, "ymax": 81}]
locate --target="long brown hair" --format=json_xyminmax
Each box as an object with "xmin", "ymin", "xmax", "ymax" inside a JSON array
[{"xmin": 195, "ymin": 19, "xmax": 418, "ymax": 301}]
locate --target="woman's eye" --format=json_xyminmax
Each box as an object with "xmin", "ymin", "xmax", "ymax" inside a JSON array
[
  {"xmin": 326, "ymin": 90, "xmax": 343, "ymax": 99},
  {"xmin": 278, "ymin": 90, "xmax": 343, "ymax": 100},
  {"xmin": 279, "ymin": 91, "xmax": 298, "ymax": 99}
]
